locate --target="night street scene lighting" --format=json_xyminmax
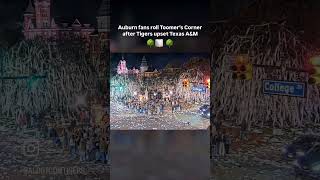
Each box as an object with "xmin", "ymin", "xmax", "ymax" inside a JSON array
[{"xmin": 110, "ymin": 53, "xmax": 210, "ymax": 130}]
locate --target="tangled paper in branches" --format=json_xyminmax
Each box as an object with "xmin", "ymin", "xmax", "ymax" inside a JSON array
[
  {"xmin": 0, "ymin": 40, "xmax": 99, "ymax": 118},
  {"xmin": 212, "ymin": 23, "xmax": 319, "ymax": 129}
]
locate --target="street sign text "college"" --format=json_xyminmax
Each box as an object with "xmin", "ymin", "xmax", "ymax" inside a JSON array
[
  {"xmin": 263, "ymin": 80, "xmax": 306, "ymax": 97},
  {"xmin": 191, "ymin": 85, "xmax": 206, "ymax": 93}
]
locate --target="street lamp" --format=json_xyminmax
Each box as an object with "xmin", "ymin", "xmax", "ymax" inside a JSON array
[{"xmin": 133, "ymin": 91, "xmax": 137, "ymax": 96}]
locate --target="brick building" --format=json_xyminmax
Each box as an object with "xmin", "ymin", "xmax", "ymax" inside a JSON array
[{"xmin": 23, "ymin": 0, "xmax": 110, "ymax": 42}]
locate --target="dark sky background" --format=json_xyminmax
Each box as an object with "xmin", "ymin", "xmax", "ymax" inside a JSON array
[
  {"xmin": 209, "ymin": 0, "xmax": 254, "ymax": 21},
  {"xmin": 0, "ymin": 0, "xmax": 261, "ymax": 48},
  {"xmin": 111, "ymin": 0, "xmax": 211, "ymax": 53},
  {"xmin": 111, "ymin": 53, "xmax": 209, "ymax": 71},
  {"xmin": 0, "ymin": 0, "xmax": 102, "ymax": 47},
  {"xmin": 3, "ymin": 0, "xmax": 320, "ymax": 48}
]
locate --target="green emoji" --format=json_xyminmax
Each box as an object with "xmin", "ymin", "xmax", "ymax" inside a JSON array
[
  {"xmin": 147, "ymin": 39, "xmax": 154, "ymax": 47},
  {"xmin": 166, "ymin": 39, "xmax": 174, "ymax": 48}
]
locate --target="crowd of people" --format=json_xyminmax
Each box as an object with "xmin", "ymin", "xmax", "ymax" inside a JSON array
[
  {"xmin": 211, "ymin": 130, "xmax": 231, "ymax": 157},
  {"xmin": 15, "ymin": 108, "xmax": 110, "ymax": 164},
  {"xmin": 120, "ymin": 95, "xmax": 183, "ymax": 115},
  {"xmin": 211, "ymin": 112, "xmax": 252, "ymax": 158}
]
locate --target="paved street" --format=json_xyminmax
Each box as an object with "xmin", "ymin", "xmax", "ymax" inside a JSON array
[
  {"xmin": 211, "ymin": 155, "xmax": 295, "ymax": 180},
  {"xmin": 210, "ymin": 127, "xmax": 299, "ymax": 180},
  {"xmin": 110, "ymin": 101, "xmax": 210, "ymax": 130},
  {"xmin": 0, "ymin": 119, "xmax": 109, "ymax": 180}
]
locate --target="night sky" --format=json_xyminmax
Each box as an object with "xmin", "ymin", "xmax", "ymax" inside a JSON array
[
  {"xmin": 111, "ymin": 0, "xmax": 211, "ymax": 53},
  {"xmin": 4, "ymin": 0, "xmax": 319, "ymax": 48},
  {"xmin": 0, "ymin": 0, "xmax": 255, "ymax": 48}
]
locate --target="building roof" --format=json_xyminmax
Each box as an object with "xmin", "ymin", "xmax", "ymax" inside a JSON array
[
  {"xmin": 145, "ymin": 67, "xmax": 157, "ymax": 72},
  {"xmin": 140, "ymin": 56, "xmax": 148, "ymax": 67},
  {"xmin": 98, "ymin": 0, "xmax": 110, "ymax": 16},
  {"xmin": 52, "ymin": 16, "xmax": 94, "ymax": 28},
  {"xmin": 25, "ymin": 0, "xmax": 35, "ymax": 14},
  {"xmin": 24, "ymin": 0, "xmax": 99, "ymax": 28}
]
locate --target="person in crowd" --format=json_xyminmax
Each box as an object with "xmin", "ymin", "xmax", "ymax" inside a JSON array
[
  {"xmin": 71, "ymin": 118, "xmax": 76, "ymax": 128},
  {"xmin": 83, "ymin": 129, "xmax": 88, "ymax": 140},
  {"xmin": 157, "ymin": 104, "xmax": 161, "ymax": 114},
  {"xmin": 40, "ymin": 121, "xmax": 48, "ymax": 138},
  {"xmin": 25, "ymin": 112, "xmax": 31, "ymax": 129},
  {"xmin": 53, "ymin": 126, "xmax": 62, "ymax": 148},
  {"xmin": 224, "ymin": 132, "xmax": 231, "ymax": 154},
  {"xmin": 95, "ymin": 135, "xmax": 101, "ymax": 162},
  {"xmin": 218, "ymin": 131, "xmax": 225, "ymax": 157},
  {"xmin": 35, "ymin": 117, "xmax": 42, "ymax": 138},
  {"xmin": 16, "ymin": 110, "xmax": 23, "ymax": 133},
  {"xmin": 78, "ymin": 109, "xmax": 83, "ymax": 124},
  {"xmin": 75, "ymin": 129, "xmax": 81, "ymax": 157},
  {"xmin": 100, "ymin": 137, "xmax": 108, "ymax": 164},
  {"xmin": 211, "ymin": 124, "xmax": 217, "ymax": 137},
  {"xmin": 69, "ymin": 135, "xmax": 76, "ymax": 159},
  {"xmin": 213, "ymin": 134, "xmax": 218, "ymax": 156},
  {"xmin": 79, "ymin": 136, "xmax": 86, "ymax": 162},
  {"xmin": 20, "ymin": 111, "xmax": 27, "ymax": 134},
  {"xmin": 85, "ymin": 110, "xmax": 91, "ymax": 125},
  {"xmin": 240, "ymin": 120, "xmax": 247, "ymax": 140},
  {"xmin": 215, "ymin": 113, "xmax": 224, "ymax": 132},
  {"xmin": 48, "ymin": 123, "xmax": 54, "ymax": 141},
  {"xmin": 63, "ymin": 128, "xmax": 69, "ymax": 151},
  {"xmin": 86, "ymin": 136, "xmax": 93, "ymax": 161},
  {"xmin": 160, "ymin": 103, "xmax": 164, "ymax": 115},
  {"xmin": 30, "ymin": 114, "xmax": 37, "ymax": 129}
]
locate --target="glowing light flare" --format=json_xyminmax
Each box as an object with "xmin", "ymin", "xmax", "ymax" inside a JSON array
[
  {"xmin": 182, "ymin": 79, "xmax": 189, "ymax": 87},
  {"xmin": 205, "ymin": 78, "xmax": 211, "ymax": 89},
  {"xmin": 235, "ymin": 54, "xmax": 249, "ymax": 65},
  {"xmin": 310, "ymin": 56, "xmax": 320, "ymax": 66}
]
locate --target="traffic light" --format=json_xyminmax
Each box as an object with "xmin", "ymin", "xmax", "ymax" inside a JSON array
[
  {"xmin": 230, "ymin": 54, "xmax": 253, "ymax": 80},
  {"xmin": 206, "ymin": 78, "xmax": 210, "ymax": 89},
  {"xmin": 307, "ymin": 56, "xmax": 320, "ymax": 85},
  {"xmin": 182, "ymin": 79, "xmax": 189, "ymax": 88}
]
